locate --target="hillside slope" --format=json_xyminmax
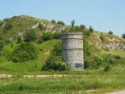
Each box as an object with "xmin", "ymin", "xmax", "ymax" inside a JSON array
[
  {"xmin": 0, "ymin": 15, "xmax": 125, "ymax": 73},
  {"xmin": 0, "ymin": 15, "xmax": 125, "ymax": 49}
]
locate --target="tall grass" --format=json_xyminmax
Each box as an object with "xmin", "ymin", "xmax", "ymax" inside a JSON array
[{"xmin": 0, "ymin": 74, "xmax": 125, "ymax": 94}]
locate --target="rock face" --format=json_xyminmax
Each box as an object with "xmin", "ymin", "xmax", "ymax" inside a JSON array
[
  {"xmin": 92, "ymin": 38, "xmax": 125, "ymax": 50},
  {"xmin": 61, "ymin": 32, "xmax": 84, "ymax": 70},
  {"xmin": 105, "ymin": 43, "xmax": 125, "ymax": 50}
]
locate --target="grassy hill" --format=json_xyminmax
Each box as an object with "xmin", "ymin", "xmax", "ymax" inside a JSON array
[
  {"xmin": 1, "ymin": 15, "xmax": 125, "ymax": 94},
  {"xmin": 0, "ymin": 15, "xmax": 125, "ymax": 74}
]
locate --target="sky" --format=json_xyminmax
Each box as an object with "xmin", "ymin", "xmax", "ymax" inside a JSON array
[{"xmin": 0, "ymin": 0, "xmax": 125, "ymax": 36}]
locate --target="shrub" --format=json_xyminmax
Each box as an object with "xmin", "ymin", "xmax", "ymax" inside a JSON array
[
  {"xmin": 12, "ymin": 42, "xmax": 37, "ymax": 62},
  {"xmin": 84, "ymin": 59, "xmax": 90, "ymax": 69},
  {"xmin": 3, "ymin": 22, "xmax": 12, "ymax": 32},
  {"xmin": 51, "ymin": 20, "xmax": 56, "ymax": 23},
  {"xmin": 0, "ymin": 40, "xmax": 5, "ymax": 51},
  {"xmin": 0, "ymin": 32, "xmax": 3, "ymax": 40},
  {"xmin": 57, "ymin": 21, "xmax": 65, "ymax": 25},
  {"xmin": 53, "ymin": 32, "xmax": 62, "ymax": 39},
  {"xmin": 70, "ymin": 26, "xmax": 81, "ymax": 32},
  {"xmin": 80, "ymin": 24, "xmax": 85, "ymax": 30},
  {"xmin": 38, "ymin": 24, "xmax": 44, "ymax": 30},
  {"xmin": 104, "ymin": 64, "xmax": 111, "ymax": 72},
  {"xmin": 36, "ymin": 36, "xmax": 43, "ymax": 44},
  {"xmin": 24, "ymin": 29, "xmax": 37, "ymax": 42},
  {"xmin": 83, "ymin": 29, "xmax": 90, "ymax": 36},
  {"xmin": 53, "ymin": 41, "xmax": 62, "ymax": 56},
  {"xmin": 2, "ymin": 45, "xmax": 13, "ymax": 61},
  {"xmin": 0, "ymin": 20, "xmax": 3, "ymax": 27},
  {"xmin": 42, "ymin": 32, "xmax": 54, "ymax": 41},
  {"xmin": 42, "ymin": 56, "xmax": 68, "ymax": 71},
  {"xmin": 108, "ymin": 31, "xmax": 113, "ymax": 35},
  {"xmin": 122, "ymin": 34, "xmax": 125, "ymax": 39},
  {"xmin": 104, "ymin": 54, "xmax": 116, "ymax": 65},
  {"xmin": 89, "ymin": 26, "xmax": 94, "ymax": 33},
  {"xmin": 17, "ymin": 36, "xmax": 22, "ymax": 44},
  {"xmin": 83, "ymin": 38, "xmax": 91, "ymax": 57},
  {"xmin": 91, "ymin": 56, "xmax": 103, "ymax": 69},
  {"xmin": 42, "ymin": 41, "xmax": 68, "ymax": 71},
  {"xmin": 114, "ymin": 55, "xmax": 121, "ymax": 59},
  {"xmin": 100, "ymin": 32, "xmax": 104, "ymax": 42},
  {"xmin": 10, "ymin": 42, "xmax": 13, "ymax": 48}
]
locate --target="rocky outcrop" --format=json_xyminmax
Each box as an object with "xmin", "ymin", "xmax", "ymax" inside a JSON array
[
  {"xmin": 105, "ymin": 43, "xmax": 125, "ymax": 50},
  {"xmin": 92, "ymin": 38, "xmax": 125, "ymax": 50}
]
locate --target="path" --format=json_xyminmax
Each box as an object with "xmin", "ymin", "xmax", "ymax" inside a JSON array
[
  {"xmin": 0, "ymin": 74, "xmax": 12, "ymax": 78},
  {"xmin": 106, "ymin": 90, "xmax": 125, "ymax": 94},
  {"xmin": 0, "ymin": 74, "xmax": 66, "ymax": 78}
]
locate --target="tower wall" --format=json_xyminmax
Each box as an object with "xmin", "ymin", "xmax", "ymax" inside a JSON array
[{"xmin": 61, "ymin": 32, "xmax": 84, "ymax": 70}]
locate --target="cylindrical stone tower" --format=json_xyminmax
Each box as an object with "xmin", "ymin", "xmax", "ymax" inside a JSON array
[{"xmin": 61, "ymin": 32, "xmax": 84, "ymax": 70}]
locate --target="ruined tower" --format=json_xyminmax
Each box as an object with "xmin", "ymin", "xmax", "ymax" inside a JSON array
[{"xmin": 61, "ymin": 32, "xmax": 84, "ymax": 70}]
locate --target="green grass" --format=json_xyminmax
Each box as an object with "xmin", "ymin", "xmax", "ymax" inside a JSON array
[
  {"xmin": 0, "ymin": 40, "xmax": 60, "ymax": 75},
  {"xmin": 0, "ymin": 64, "xmax": 125, "ymax": 94},
  {"xmin": 0, "ymin": 16, "xmax": 125, "ymax": 93},
  {"xmin": 1, "ymin": 67, "xmax": 125, "ymax": 94}
]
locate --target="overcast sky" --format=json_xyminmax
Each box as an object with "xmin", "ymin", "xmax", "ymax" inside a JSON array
[{"xmin": 0, "ymin": 0, "xmax": 125, "ymax": 36}]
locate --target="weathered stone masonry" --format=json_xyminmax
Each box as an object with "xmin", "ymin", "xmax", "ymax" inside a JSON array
[{"xmin": 61, "ymin": 32, "xmax": 84, "ymax": 70}]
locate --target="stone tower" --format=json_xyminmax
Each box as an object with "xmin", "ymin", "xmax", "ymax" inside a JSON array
[{"xmin": 61, "ymin": 32, "xmax": 84, "ymax": 70}]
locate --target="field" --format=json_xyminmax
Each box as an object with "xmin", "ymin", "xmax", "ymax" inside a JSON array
[{"xmin": 0, "ymin": 64, "xmax": 125, "ymax": 94}]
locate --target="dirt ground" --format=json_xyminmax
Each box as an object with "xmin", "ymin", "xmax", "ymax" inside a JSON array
[{"xmin": 106, "ymin": 90, "xmax": 125, "ymax": 94}]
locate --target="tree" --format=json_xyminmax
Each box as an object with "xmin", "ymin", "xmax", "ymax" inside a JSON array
[
  {"xmin": 42, "ymin": 42, "xmax": 68, "ymax": 71},
  {"xmin": 57, "ymin": 21, "xmax": 65, "ymax": 25},
  {"xmin": 100, "ymin": 32, "xmax": 104, "ymax": 41},
  {"xmin": 42, "ymin": 32, "xmax": 54, "ymax": 41},
  {"xmin": 108, "ymin": 31, "xmax": 113, "ymax": 35},
  {"xmin": 71, "ymin": 20, "xmax": 75, "ymax": 27},
  {"xmin": 0, "ymin": 40, "xmax": 5, "ymax": 51},
  {"xmin": 51, "ymin": 20, "xmax": 56, "ymax": 23},
  {"xmin": 38, "ymin": 24, "xmax": 44, "ymax": 30},
  {"xmin": 80, "ymin": 24, "xmax": 85, "ymax": 30},
  {"xmin": 17, "ymin": 36, "xmax": 22, "ymax": 44},
  {"xmin": 24, "ymin": 29, "xmax": 37, "ymax": 42},
  {"xmin": 122, "ymin": 34, "xmax": 125, "ymax": 39},
  {"xmin": 69, "ymin": 26, "xmax": 80, "ymax": 32},
  {"xmin": 0, "ymin": 32, "xmax": 3, "ymax": 40},
  {"xmin": 12, "ymin": 42, "xmax": 37, "ymax": 62},
  {"xmin": 0, "ymin": 20, "xmax": 3, "ymax": 27},
  {"xmin": 3, "ymin": 22, "xmax": 12, "ymax": 33},
  {"xmin": 89, "ymin": 26, "xmax": 94, "ymax": 32},
  {"xmin": 53, "ymin": 32, "xmax": 62, "ymax": 39},
  {"xmin": 42, "ymin": 56, "xmax": 68, "ymax": 71}
]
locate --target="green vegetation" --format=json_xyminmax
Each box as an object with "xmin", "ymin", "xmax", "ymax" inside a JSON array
[
  {"xmin": 42, "ymin": 41, "xmax": 68, "ymax": 71},
  {"xmin": 38, "ymin": 24, "xmax": 44, "ymax": 30},
  {"xmin": 3, "ymin": 21, "xmax": 12, "ymax": 33},
  {"xmin": 0, "ymin": 15, "xmax": 125, "ymax": 93},
  {"xmin": 12, "ymin": 42, "xmax": 37, "ymax": 62},
  {"xmin": 24, "ymin": 29, "xmax": 37, "ymax": 42},
  {"xmin": 57, "ymin": 21, "xmax": 65, "ymax": 25},
  {"xmin": 0, "ymin": 40, "xmax": 5, "ymax": 51},
  {"xmin": 108, "ymin": 31, "xmax": 113, "ymax": 35},
  {"xmin": 1, "ymin": 66, "xmax": 125, "ymax": 94},
  {"xmin": 0, "ymin": 15, "xmax": 125, "ymax": 73},
  {"xmin": 51, "ymin": 19, "xmax": 56, "ymax": 23},
  {"xmin": 42, "ymin": 32, "xmax": 54, "ymax": 41},
  {"xmin": 89, "ymin": 26, "xmax": 94, "ymax": 32},
  {"xmin": 122, "ymin": 33, "xmax": 125, "ymax": 39},
  {"xmin": 80, "ymin": 24, "xmax": 86, "ymax": 30},
  {"xmin": 71, "ymin": 20, "xmax": 75, "ymax": 26}
]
